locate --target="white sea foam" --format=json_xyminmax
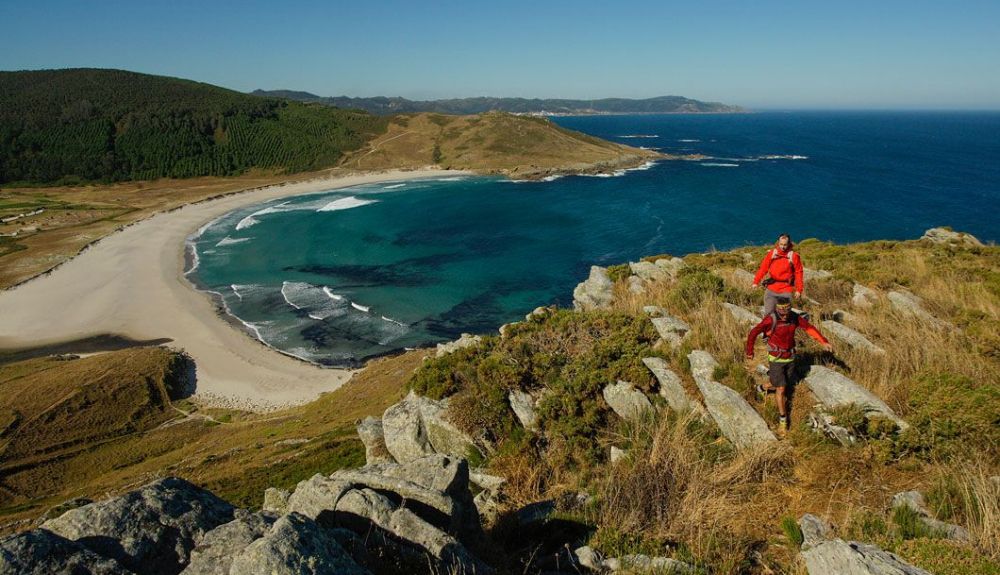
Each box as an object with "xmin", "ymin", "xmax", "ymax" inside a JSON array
[
  {"xmin": 541, "ymin": 175, "xmax": 563, "ymax": 182},
  {"xmin": 317, "ymin": 196, "xmax": 378, "ymax": 212},
  {"xmin": 432, "ymin": 176, "xmax": 467, "ymax": 182},
  {"xmin": 281, "ymin": 281, "xmax": 350, "ymax": 320},
  {"xmin": 323, "ymin": 287, "xmax": 343, "ymax": 300},
  {"xmin": 184, "ymin": 243, "xmax": 200, "ymax": 276},
  {"xmin": 280, "ymin": 281, "xmax": 303, "ymax": 309},
  {"xmin": 678, "ymin": 139, "xmax": 701, "ymax": 142},
  {"xmin": 619, "ymin": 134, "xmax": 659, "ymax": 138},
  {"xmin": 235, "ymin": 202, "xmax": 291, "ymax": 231},
  {"xmin": 383, "ymin": 183, "xmax": 406, "ymax": 189},
  {"xmin": 757, "ymin": 154, "xmax": 809, "ymax": 160},
  {"xmin": 626, "ymin": 161, "xmax": 658, "ymax": 171},
  {"xmin": 216, "ymin": 236, "xmax": 251, "ymax": 247},
  {"xmin": 351, "ymin": 302, "xmax": 370, "ymax": 313},
  {"xmin": 700, "ymin": 162, "xmax": 740, "ymax": 167},
  {"xmin": 381, "ymin": 315, "xmax": 407, "ymax": 327}
]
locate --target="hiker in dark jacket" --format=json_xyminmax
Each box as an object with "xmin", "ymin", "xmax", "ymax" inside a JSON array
[
  {"xmin": 746, "ymin": 296, "xmax": 832, "ymax": 436},
  {"xmin": 752, "ymin": 233, "xmax": 805, "ymax": 317}
]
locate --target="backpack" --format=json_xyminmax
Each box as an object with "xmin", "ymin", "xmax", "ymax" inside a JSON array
[
  {"xmin": 763, "ymin": 309, "xmax": 799, "ymax": 341},
  {"xmin": 765, "ymin": 248, "xmax": 796, "ymax": 287}
]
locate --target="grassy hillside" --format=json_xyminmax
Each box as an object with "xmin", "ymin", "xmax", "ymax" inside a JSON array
[
  {"xmin": 411, "ymin": 236, "xmax": 1000, "ymax": 573},
  {"xmin": 0, "ymin": 69, "xmax": 387, "ymax": 185},
  {"xmin": 345, "ymin": 111, "xmax": 663, "ymax": 178}
]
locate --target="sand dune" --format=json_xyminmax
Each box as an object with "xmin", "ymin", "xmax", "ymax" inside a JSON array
[{"xmin": 0, "ymin": 169, "xmax": 468, "ymax": 411}]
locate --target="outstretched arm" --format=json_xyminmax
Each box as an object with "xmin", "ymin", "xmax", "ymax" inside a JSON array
[
  {"xmin": 793, "ymin": 252, "xmax": 805, "ymax": 296},
  {"xmin": 799, "ymin": 317, "xmax": 833, "ymax": 351},
  {"xmin": 746, "ymin": 316, "xmax": 773, "ymax": 357}
]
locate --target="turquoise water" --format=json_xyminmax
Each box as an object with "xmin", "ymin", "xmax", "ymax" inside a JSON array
[{"xmin": 189, "ymin": 112, "xmax": 1000, "ymax": 366}]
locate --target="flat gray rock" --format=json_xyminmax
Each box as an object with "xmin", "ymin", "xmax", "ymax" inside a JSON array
[
  {"xmin": 627, "ymin": 275, "xmax": 646, "ymax": 294},
  {"xmin": 573, "ymin": 266, "xmax": 614, "ymax": 311},
  {"xmin": 799, "ymin": 514, "xmax": 833, "ymax": 551},
  {"xmin": 887, "ymin": 290, "xmax": 952, "ymax": 330},
  {"xmin": 0, "ymin": 529, "xmax": 131, "ymax": 575},
  {"xmin": 182, "ymin": 510, "xmax": 275, "ymax": 575},
  {"xmin": 654, "ymin": 257, "xmax": 687, "ymax": 279},
  {"xmin": 641, "ymin": 357, "xmax": 702, "ymax": 414},
  {"xmin": 602, "ymin": 380, "xmax": 653, "ymax": 420},
  {"xmin": 722, "ymin": 302, "xmax": 760, "ymax": 326},
  {"xmin": 381, "ymin": 391, "xmax": 480, "ymax": 464},
  {"xmin": 852, "ymin": 284, "xmax": 878, "ymax": 308},
  {"xmin": 821, "ymin": 320, "xmax": 885, "ymax": 354},
  {"xmin": 629, "ymin": 261, "xmax": 670, "ymax": 283},
  {"xmin": 804, "ymin": 366, "xmax": 908, "ymax": 430},
  {"xmin": 892, "ymin": 490, "xmax": 971, "ymax": 542},
  {"xmin": 801, "ymin": 540, "xmax": 932, "ymax": 575},
  {"xmin": 687, "ymin": 351, "xmax": 776, "ymax": 449},
  {"xmin": 650, "ymin": 314, "xmax": 692, "ymax": 349},
  {"xmin": 41, "ymin": 477, "xmax": 235, "ymax": 575}
]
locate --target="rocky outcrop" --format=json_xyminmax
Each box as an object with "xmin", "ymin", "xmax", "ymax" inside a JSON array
[
  {"xmin": 508, "ymin": 389, "xmax": 538, "ymax": 430},
  {"xmin": 263, "ymin": 487, "xmax": 291, "ymax": 515},
  {"xmin": 921, "ymin": 227, "xmax": 984, "ymax": 247},
  {"xmin": 821, "ymin": 320, "xmax": 886, "ymax": 354},
  {"xmin": 852, "ymin": 284, "xmax": 878, "ymax": 308},
  {"xmin": 888, "ymin": 290, "xmax": 953, "ymax": 330},
  {"xmin": 641, "ymin": 357, "xmax": 702, "ymax": 414},
  {"xmin": 573, "ymin": 266, "xmax": 614, "ymax": 311},
  {"xmin": 798, "ymin": 514, "xmax": 932, "ymax": 575},
  {"xmin": 602, "ymin": 380, "xmax": 653, "ymax": 420},
  {"xmin": 804, "ymin": 366, "xmax": 908, "ymax": 430},
  {"xmin": 381, "ymin": 391, "xmax": 481, "ymax": 464},
  {"xmin": 649, "ymin": 313, "xmax": 691, "ymax": 349},
  {"xmin": 832, "ymin": 309, "xmax": 858, "ymax": 324},
  {"xmin": 435, "ymin": 333, "xmax": 482, "ymax": 357},
  {"xmin": 892, "ymin": 491, "xmax": 971, "ymax": 541},
  {"xmin": 729, "ymin": 268, "xmax": 756, "ymax": 287},
  {"xmin": 627, "ymin": 275, "xmax": 645, "ymax": 294},
  {"xmin": 629, "ymin": 261, "xmax": 670, "ymax": 283},
  {"xmin": 804, "ymin": 268, "xmax": 833, "ymax": 282},
  {"xmin": 41, "ymin": 477, "xmax": 235, "ymax": 575},
  {"xmin": 228, "ymin": 514, "xmax": 368, "ymax": 575},
  {"xmin": 572, "ymin": 546, "xmax": 696, "ymax": 573},
  {"xmin": 722, "ymin": 302, "xmax": 760, "ymax": 326},
  {"xmin": 654, "ymin": 257, "xmax": 687, "ymax": 279},
  {"xmin": 182, "ymin": 510, "xmax": 276, "ymax": 574},
  {"xmin": 687, "ymin": 351, "xmax": 776, "ymax": 449},
  {"xmin": 356, "ymin": 416, "xmax": 394, "ymax": 464},
  {"xmin": 0, "ymin": 528, "xmax": 131, "ymax": 574}
]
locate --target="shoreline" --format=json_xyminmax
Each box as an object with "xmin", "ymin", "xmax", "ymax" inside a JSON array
[{"xmin": 0, "ymin": 168, "xmax": 473, "ymax": 412}]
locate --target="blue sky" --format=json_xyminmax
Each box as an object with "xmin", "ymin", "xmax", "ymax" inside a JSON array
[{"xmin": 2, "ymin": 0, "xmax": 999, "ymax": 109}]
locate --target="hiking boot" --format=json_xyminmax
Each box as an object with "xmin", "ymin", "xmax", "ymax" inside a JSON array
[
  {"xmin": 755, "ymin": 383, "xmax": 766, "ymax": 401},
  {"xmin": 777, "ymin": 418, "xmax": 788, "ymax": 437}
]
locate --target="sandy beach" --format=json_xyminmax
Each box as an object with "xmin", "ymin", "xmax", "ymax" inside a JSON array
[{"xmin": 0, "ymin": 169, "xmax": 471, "ymax": 411}]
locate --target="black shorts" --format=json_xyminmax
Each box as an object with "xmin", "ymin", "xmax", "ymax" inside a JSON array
[{"xmin": 768, "ymin": 361, "xmax": 796, "ymax": 388}]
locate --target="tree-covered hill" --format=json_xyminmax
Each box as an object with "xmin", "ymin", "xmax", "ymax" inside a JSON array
[{"xmin": 0, "ymin": 69, "xmax": 388, "ymax": 185}]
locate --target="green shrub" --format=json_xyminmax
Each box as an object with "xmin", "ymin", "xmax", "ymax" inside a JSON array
[{"xmin": 781, "ymin": 516, "xmax": 804, "ymax": 547}]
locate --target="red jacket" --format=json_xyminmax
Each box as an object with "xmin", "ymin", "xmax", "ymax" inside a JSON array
[
  {"xmin": 746, "ymin": 311, "xmax": 829, "ymax": 360},
  {"xmin": 752, "ymin": 244, "xmax": 804, "ymax": 294}
]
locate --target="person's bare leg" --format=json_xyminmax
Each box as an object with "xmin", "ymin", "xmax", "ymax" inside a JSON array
[{"xmin": 775, "ymin": 386, "xmax": 787, "ymax": 418}]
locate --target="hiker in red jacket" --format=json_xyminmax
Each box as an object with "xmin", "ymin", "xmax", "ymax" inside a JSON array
[
  {"xmin": 746, "ymin": 296, "xmax": 832, "ymax": 436},
  {"xmin": 752, "ymin": 233, "xmax": 805, "ymax": 317}
]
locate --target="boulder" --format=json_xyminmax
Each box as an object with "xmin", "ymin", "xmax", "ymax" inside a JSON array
[
  {"xmin": 386, "ymin": 508, "xmax": 492, "ymax": 574},
  {"xmin": 804, "ymin": 366, "xmax": 909, "ymax": 430},
  {"xmin": 650, "ymin": 314, "xmax": 692, "ymax": 349},
  {"xmin": 891, "ymin": 491, "xmax": 971, "ymax": 542},
  {"xmin": 227, "ymin": 513, "xmax": 368, "ymax": 575},
  {"xmin": 629, "ymin": 261, "xmax": 670, "ymax": 283},
  {"xmin": 610, "ymin": 446, "xmax": 627, "ymax": 464},
  {"xmin": 921, "ymin": 227, "xmax": 984, "ymax": 247},
  {"xmin": 262, "ymin": 487, "xmax": 290, "ymax": 515},
  {"xmin": 642, "ymin": 305, "xmax": 669, "ymax": 317},
  {"xmin": 730, "ymin": 268, "xmax": 756, "ymax": 287},
  {"xmin": 573, "ymin": 266, "xmax": 614, "ymax": 311},
  {"xmin": 641, "ymin": 357, "xmax": 702, "ymax": 414},
  {"xmin": 0, "ymin": 528, "xmax": 131, "ymax": 575},
  {"xmin": 606, "ymin": 554, "xmax": 697, "ymax": 573},
  {"xmin": 525, "ymin": 306, "xmax": 552, "ymax": 321},
  {"xmin": 514, "ymin": 500, "xmax": 556, "ymax": 527},
  {"xmin": 821, "ymin": 320, "xmax": 885, "ymax": 354},
  {"xmin": 435, "ymin": 333, "xmax": 482, "ymax": 358},
  {"xmin": 356, "ymin": 416, "xmax": 394, "ymax": 464},
  {"xmin": 801, "ymin": 541, "xmax": 932, "ymax": 575},
  {"xmin": 285, "ymin": 474, "xmax": 355, "ymax": 522},
  {"xmin": 722, "ymin": 302, "xmax": 760, "ymax": 326},
  {"xmin": 654, "ymin": 257, "xmax": 687, "ymax": 279},
  {"xmin": 832, "ymin": 309, "xmax": 858, "ymax": 324},
  {"xmin": 887, "ymin": 290, "xmax": 952, "ymax": 330},
  {"xmin": 852, "ymin": 284, "xmax": 878, "ymax": 308},
  {"xmin": 469, "ymin": 470, "xmax": 506, "ymax": 492},
  {"xmin": 687, "ymin": 351, "xmax": 777, "ymax": 449},
  {"xmin": 804, "ymin": 268, "xmax": 833, "ymax": 282},
  {"xmin": 602, "ymin": 380, "xmax": 653, "ymax": 420},
  {"xmin": 182, "ymin": 510, "xmax": 275, "ymax": 575},
  {"xmin": 381, "ymin": 391, "xmax": 480, "ymax": 464},
  {"xmin": 627, "ymin": 275, "xmax": 646, "ymax": 294},
  {"xmin": 42, "ymin": 477, "xmax": 235, "ymax": 575},
  {"xmin": 508, "ymin": 389, "xmax": 538, "ymax": 430},
  {"xmin": 799, "ymin": 514, "xmax": 833, "ymax": 551},
  {"xmin": 573, "ymin": 545, "xmax": 605, "ymax": 571}
]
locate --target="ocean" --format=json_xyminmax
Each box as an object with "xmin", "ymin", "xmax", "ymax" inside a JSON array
[{"xmin": 187, "ymin": 111, "xmax": 1000, "ymax": 366}]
